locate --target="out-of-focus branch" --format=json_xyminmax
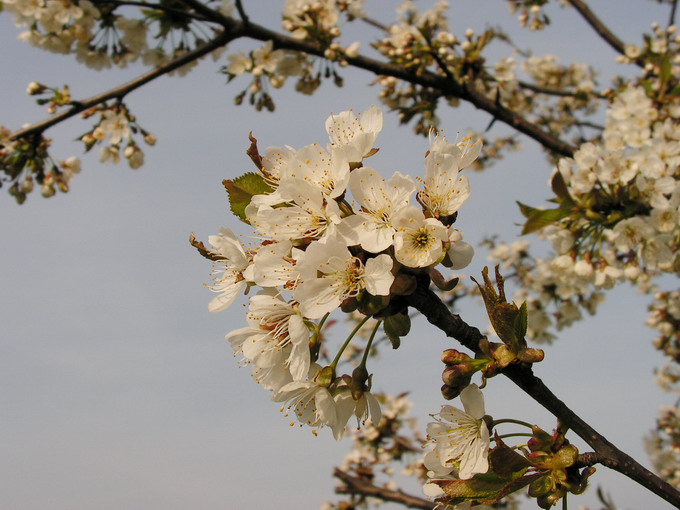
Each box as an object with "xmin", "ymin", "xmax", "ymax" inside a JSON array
[
  {"xmin": 10, "ymin": 30, "xmax": 239, "ymax": 141},
  {"xmin": 670, "ymin": 0, "xmax": 679, "ymax": 28},
  {"xmin": 9, "ymin": 3, "xmax": 577, "ymax": 157},
  {"xmin": 333, "ymin": 468, "xmax": 435, "ymax": 509},
  {"xmin": 516, "ymin": 80, "xmax": 606, "ymax": 100},
  {"xmin": 565, "ymin": 0, "xmax": 641, "ymax": 67},
  {"xmin": 91, "ymin": 0, "xmax": 210, "ymax": 21},
  {"xmin": 404, "ymin": 284, "xmax": 680, "ymax": 508},
  {"xmin": 236, "ymin": 21, "xmax": 576, "ymax": 158}
]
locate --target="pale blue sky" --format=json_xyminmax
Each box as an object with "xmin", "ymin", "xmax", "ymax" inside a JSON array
[{"xmin": 0, "ymin": 1, "xmax": 676, "ymax": 509}]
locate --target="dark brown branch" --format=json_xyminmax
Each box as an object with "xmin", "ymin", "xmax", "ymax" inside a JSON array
[
  {"xmin": 235, "ymin": 21, "xmax": 576, "ymax": 158},
  {"xmin": 404, "ymin": 285, "xmax": 680, "ymax": 508},
  {"xmin": 333, "ymin": 468, "xmax": 435, "ymax": 509},
  {"xmin": 234, "ymin": 0, "xmax": 250, "ymax": 28},
  {"xmin": 10, "ymin": 30, "xmax": 239, "ymax": 141},
  {"xmin": 91, "ymin": 0, "xmax": 210, "ymax": 22},
  {"xmin": 10, "ymin": 2, "xmax": 576, "ymax": 158},
  {"xmin": 670, "ymin": 0, "xmax": 679, "ymax": 28},
  {"xmin": 565, "ymin": 0, "xmax": 641, "ymax": 67}
]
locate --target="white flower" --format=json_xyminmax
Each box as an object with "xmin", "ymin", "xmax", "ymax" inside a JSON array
[
  {"xmin": 447, "ymin": 228, "xmax": 474, "ymax": 270},
  {"xmin": 250, "ymin": 177, "xmax": 342, "ymax": 242},
  {"xmin": 425, "ymin": 384, "xmax": 490, "ymax": 480},
  {"xmin": 340, "ymin": 167, "xmax": 416, "ymax": 252},
  {"xmin": 281, "ymin": 143, "xmax": 350, "ymax": 198},
  {"xmin": 251, "ymin": 240, "xmax": 302, "ymax": 288},
  {"xmin": 417, "ymin": 140, "xmax": 472, "ymax": 218},
  {"xmin": 98, "ymin": 110, "xmax": 130, "ymax": 146},
  {"xmin": 294, "ymin": 236, "xmax": 394, "ymax": 318},
  {"xmin": 206, "ymin": 227, "xmax": 251, "ymax": 312},
  {"xmin": 273, "ymin": 364, "xmax": 338, "ymax": 431},
  {"xmin": 393, "ymin": 206, "xmax": 448, "ymax": 268},
  {"xmin": 333, "ymin": 389, "xmax": 382, "ymax": 439},
  {"xmin": 226, "ymin": 293, "xmax": 310, "ymax": 381},
  {"xmin": 252, "ymin": 40, "xmax": 285, "ymax": 76},
  {"xmin": 325, "ymin": 105, "xmax": 383, "ymax": 161}
]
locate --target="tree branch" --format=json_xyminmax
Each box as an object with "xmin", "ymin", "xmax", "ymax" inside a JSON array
[
  {"xmin": 9, "ymin": 3, "xmax": 577, "ymax": 158},
  {"xmin": 670, "ymin": 0, "xmax": 679, "ymax": 28},
  {"xmin": 235, "ymin": 21, "xmax": 576, "ymax": 158},
  {"xmin": 333, "ymin": 468, "xmax": 435, "ymax": 509},
  {"xmin": 10, "ymin": 29, "xmax": 239, "ymax": 141},
  {"xmin": 404, "ymin": 284, "xmax": 680, "ymax": 508},
  {"xmin": 565, "ymin": 0, "xmax": 641, "ymax": 67}
]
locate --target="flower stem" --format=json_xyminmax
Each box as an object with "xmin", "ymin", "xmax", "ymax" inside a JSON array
[
  {"xmin": 360, "ymin": 320, "xmax": 383, "ymax": 368},
  {"xmin": 493, "ymin": 433, "xmax": 533, "ymax": 441},
  {"xmin": 492, "ymin": 418, "xmax": 534, "ymax": 429},
  {"xmin": 330, "ymin": 314, "xmax": 371, "ymax": 369}
]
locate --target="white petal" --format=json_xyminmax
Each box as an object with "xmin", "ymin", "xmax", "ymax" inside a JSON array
[{"xmin": 460, "ymin": 384, "xmax": 485, "ymax": 419}]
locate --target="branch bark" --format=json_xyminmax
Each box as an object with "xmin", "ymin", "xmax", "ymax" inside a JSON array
[
  {"xmin": 11, "ymin": 4, "xmax": 576, "ymax": 158},
  {"xmin": 565, "ymin": 0, "xmax": 642, "ymax": 67},
  {"xmin": 333, "ymin": 468, "xmax": 435, "ymax": 509},
  {"xmin": 404, "ymin": 284, "xmax": 680, "ymax": 508},
  {"xmin": 10, "ymin": 29, "xmax": 239, "ymax": 141}
]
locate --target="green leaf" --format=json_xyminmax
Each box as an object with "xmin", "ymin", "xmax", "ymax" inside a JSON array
[
  {"xmin": 489, "ymin": 441, "xmax": 532, "ymax": 479},
  {"xmin": 513, "ymin": 301, "xmax": 528, "ymax": 344},
  {"xmin": 383, "ymin": 318, "xmax": 402, "ymax": 349},
  {"xmin": 551, "ymin": 444, "xmax": 578, "ymax": 469},
  {"xmin": 223, "ymin": 172, "xmax": 273, "ymax": 222},
  {"xmin": 640, "ymin": 79, "xmax": 654, "ymax": 97},
  {"xmin": 660, "ymin": 54, "xmax": 672, "ymax": 83},
  {"xmin": 520, "ymin": 207, "xmax": 570, "ymax": 235},
  {"xmin": 384, "ymin": 313, "xmax": 411, "ymax": 337},
  {"xmin": 550, "ymin": 171, "xmax": 571, "ymax": 201},
  {"xmin": 436, "ymin": 472, "xmax": 541, "ymax": 505},
  {"xmin": 517, "ymin": 201, "xmax": 539, "ymax": 219}
]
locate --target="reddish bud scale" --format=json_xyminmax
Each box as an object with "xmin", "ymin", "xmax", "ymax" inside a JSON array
[{"xmin": 441, "ymin": 348, "xmax": 473, "ymax": 365}]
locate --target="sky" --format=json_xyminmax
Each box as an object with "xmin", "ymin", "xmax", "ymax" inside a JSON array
[{"xmin": 0, "ymin": 1, "xmax": 677, "ymax": 509}]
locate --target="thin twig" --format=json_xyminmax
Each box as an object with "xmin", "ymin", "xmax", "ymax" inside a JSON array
[
  {"xmin": 404, "ymin": 284, "xmax": 680, "ymax": 508},
  {"xmin": 10, "ymin": 5, "xmax": 576, "ymax": 158},
  {"xmin": 565, "ymin": 0, "xmax": 642, "ymax": 67},
  {"xmin": 10, "ymin": 30, "xmax": 238, "ymax": 141},
  {"xmin": 234, "ymin": 0, "xmax": 250, "ymax": 28},
  {"xmin": 361, "ymin": 16, "xmax": 390, "ymax": 32},
  {"xmin": 670, "ymin": 0, "xmax": 679, "ymax": 28},
  {"xmin": 333, "ymin": 468, "xmax": 435, "ymax": 509},
  {"xmin": 516, "ymin": 80, "xmax": 607, "ymax": 100},
  {"xmin": 91, "ymin": 0, "xmax": 210, "ymax": 22}
]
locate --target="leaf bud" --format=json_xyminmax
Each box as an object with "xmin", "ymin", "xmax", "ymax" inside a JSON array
[
  {"xmin": 472, "ymin": 266, "xmax": 527, "ymax": 352},
  {"xmin": 518, "ymin": 347, "xmax": 545, "ymax": 364}
]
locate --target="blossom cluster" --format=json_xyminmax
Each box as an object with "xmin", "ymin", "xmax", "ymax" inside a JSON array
[
  {"xmin": 195, "ymin": 105, "xmax": 479, "ymax": 438},
  {"xmin": 488, "ymin": 85, "xmax": 679, "ymax": 344},
  {"xmin": 0, "ymin": 125, "xmax": 81, "ymax": 203}
]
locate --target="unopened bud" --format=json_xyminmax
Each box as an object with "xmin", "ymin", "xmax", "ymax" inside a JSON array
[
  {"xmin": 441, "ymin": 383, "xmax": 467, "ymax": 400},
  {"xmin": 442, "ymin": 364, "xmax": 475, "ymax": 386},
  {"xmin": 27, "ymin": 81, "xmax": 46, "ymax": 95},
  {"xmin": 441, "ymin": 349, "xmax": 473, "ymax": 365}
]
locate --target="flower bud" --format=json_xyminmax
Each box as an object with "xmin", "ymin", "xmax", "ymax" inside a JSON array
[
  {"xmin": 441, "ymin": 349, "xmax": 473, "ymax": 365},
  {"xmin": 442, "ymin": 364, "xmax": 475, "ymax": 386},
  {"xmin": 27, "ymin": 81, "xmax": 46, "ymax": 95},
  {"xmin": 441, "ymin": 381, "xmax": 470, "ymax": 400}
]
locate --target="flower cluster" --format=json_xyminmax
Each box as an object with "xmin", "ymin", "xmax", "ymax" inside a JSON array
[
  {"xmin": 194, "ymin": 105, "xmax": 479, "ymax": 437},
  {"xmin": 0, "ymin": 126, "xmax": 81, "ymax": 203},
  {"xmin": 79, "ymin": 103, "xmax": 155, "ymax": 169}
]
